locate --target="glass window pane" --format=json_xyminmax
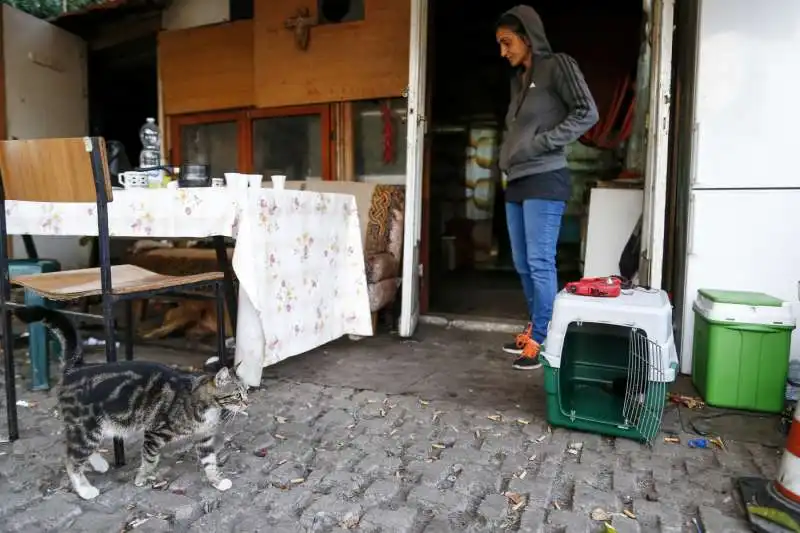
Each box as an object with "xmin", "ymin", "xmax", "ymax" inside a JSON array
[
  {"xmin": 180, "ymin": 121, "xmax": 238, "ymax": 180},
  {"xmin": 252, "ymin": 115, "xmax": 322, "ymax": 181},
  {"xmin": 354, "ymin": 98, "xmax": 407, "ymax": 180}
]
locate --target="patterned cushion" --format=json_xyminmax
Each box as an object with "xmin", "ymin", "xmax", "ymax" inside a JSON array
[
  {"xmin": 368, "ymin": 277, "xmax": 402, "ymax": 312},
  {"xmin": 366, "ymin": 252, "xmax": 398, "ymax": 283},
  {"xmin": 364, "ymin": 185, "xmax": 406, "ymax": 255},
  {"xmin": 385, "ymin": 206, "xmax": 404, "ymax": 263}
]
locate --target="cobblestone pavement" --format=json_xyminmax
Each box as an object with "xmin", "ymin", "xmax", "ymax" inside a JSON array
[{"xmin": 0, "ymin": 326, "xmax": 780, "ymax": 532}]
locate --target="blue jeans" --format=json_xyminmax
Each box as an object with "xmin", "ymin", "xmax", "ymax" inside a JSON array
[{"xmin": 506, "ymin": 199, "xmax": 565, "ymax": 344}]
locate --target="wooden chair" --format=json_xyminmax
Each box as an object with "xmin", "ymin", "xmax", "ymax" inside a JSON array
[{"xmin": 0, "ymin": 137, "xmax": 229, "ymax": 465}]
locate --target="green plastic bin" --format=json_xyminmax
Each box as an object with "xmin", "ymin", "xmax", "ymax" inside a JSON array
[{"xmin": 692, "ymin": 289, "xmax": 795, "ymax": 413}]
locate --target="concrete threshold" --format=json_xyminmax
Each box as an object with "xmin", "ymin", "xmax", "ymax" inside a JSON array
[{"xmin": 420, "ymin": 313, "xmax": 527, "ymax": 334}]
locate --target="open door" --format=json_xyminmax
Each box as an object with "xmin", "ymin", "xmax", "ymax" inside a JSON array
[
  {"xmin": 639, "ymin": 0, "xmax": 675, "ymax": 289},
  {"xmin": 2, "ymin": 5, "xmax": 89, "ymax": 268},
  {"xmin": 399, "ymin": 0, "xmax": 429, "ymax": 337}
]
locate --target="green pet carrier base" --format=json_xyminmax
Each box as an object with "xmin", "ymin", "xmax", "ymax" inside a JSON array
[{"xmin": 543, "ymin": 323, "xmax": 669, "ymax": 443}]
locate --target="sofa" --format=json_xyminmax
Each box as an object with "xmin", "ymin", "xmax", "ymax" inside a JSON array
[{"xmin": 126, "ymin": 180, "xmax": 406, "ymax": 333}]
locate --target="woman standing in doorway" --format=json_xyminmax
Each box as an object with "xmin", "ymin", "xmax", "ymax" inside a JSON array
[{"xmin": 496, "ymin": 5, "xmax": 598, "ymax": 370}]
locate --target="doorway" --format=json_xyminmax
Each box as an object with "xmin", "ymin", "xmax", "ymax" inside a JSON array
[
  {"xmin": 425, "ymin": 0, "xmax": 649, "ymax": 320},
  {"xmin": 88, "ymin": 35, "xmax": 159, "ymax": 167}
]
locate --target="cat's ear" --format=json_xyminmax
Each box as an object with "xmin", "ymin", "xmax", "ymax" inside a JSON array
[{"xmin": 214, "ymin": 367, "xmax": 232, "ymax": 387}]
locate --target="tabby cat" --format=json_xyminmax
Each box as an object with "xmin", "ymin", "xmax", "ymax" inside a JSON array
[{"xmin": 14, "ymin": 306, "xmax": 249, "ymax": 501}]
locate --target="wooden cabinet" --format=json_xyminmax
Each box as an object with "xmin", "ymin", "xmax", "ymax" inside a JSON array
[
  {"xmin": 253, "ymin": 0, "xmax": 410, "ymax": 108},
  {"xmin": 158, "ymin": 21, "xmax": 254, "ymax": 115}
]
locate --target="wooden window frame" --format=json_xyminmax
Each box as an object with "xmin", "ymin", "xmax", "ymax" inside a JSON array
[
  {"xmin": 247, "ymin": 104, "xmax": 332, "ymax": 180},
  {"xmin": 169, "ymin": 105, "xmax": 332, "ymax": 180},
  {"xmin": 169, "ymin": 109, "xmax": 249, "ymax": 172}
]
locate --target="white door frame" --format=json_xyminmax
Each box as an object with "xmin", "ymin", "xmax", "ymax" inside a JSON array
[
  {"xmin": 640, "ymin": 0, "xmax": 675, "ymax": 289},
  {"xmin": 398, "ymin": 0, "xmax": 674, "ymax": 326},
  {"xmin": 398, "ymin": 0, "xmax": 429, "ymax": 337}
]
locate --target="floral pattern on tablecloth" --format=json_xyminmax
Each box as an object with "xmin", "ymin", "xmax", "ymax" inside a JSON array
[
  {"xmin": 40, "ymin": 204, "xmax": 64, "ymax": 234},
  {"xmin": 5, "ymin": 189, "xmax": 239, "ymax": 239},
  {"xmin": 233, "ymin": 189, "xmax": 371, "ymax": 378}
]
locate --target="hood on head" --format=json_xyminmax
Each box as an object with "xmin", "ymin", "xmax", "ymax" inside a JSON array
[{"xmin": 503, "ymin": 5, "xmax": 552, "ymax": 56}]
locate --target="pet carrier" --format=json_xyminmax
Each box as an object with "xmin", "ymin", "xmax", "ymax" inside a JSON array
[{"xmin": 541, "ymin": 288, "xmax": 679, "ymax": 442}]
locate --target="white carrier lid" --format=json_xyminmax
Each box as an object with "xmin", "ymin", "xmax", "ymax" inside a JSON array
[
  {"xmin": 541, "ymin": 288, "xmax": 679, "ymax": 382},
  {"xmin": 693, "ymin": 289, "xmax": 795, "ymax": 328}
]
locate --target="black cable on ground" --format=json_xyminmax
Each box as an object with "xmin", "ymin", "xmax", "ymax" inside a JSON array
[{"xmin": 666, "ymin": 402, "xmax": 784, "ymax": 448}]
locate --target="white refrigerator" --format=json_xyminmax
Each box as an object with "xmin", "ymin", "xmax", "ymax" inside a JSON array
[{"xmin": 678, "ymin": 0, "xmax": 800, "ymax": 374}]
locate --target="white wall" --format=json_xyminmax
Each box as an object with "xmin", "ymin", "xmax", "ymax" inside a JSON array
[
  {"xmin": 162, "ymin": 0, "xmax": 230, "ymax": 30},
  {"xmin": 679, "ymin": 0, "xmax": 800, "ymax": 371},
  {"xmin": 3, "ymin": 5, "xmax": 92, "ymax": 269}
]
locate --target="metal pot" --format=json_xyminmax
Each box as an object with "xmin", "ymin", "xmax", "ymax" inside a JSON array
[{"xmin": 179, "ymin": 163, "xmax": 210, "ymax": 187}]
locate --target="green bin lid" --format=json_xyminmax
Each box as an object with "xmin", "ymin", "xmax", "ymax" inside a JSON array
[{"xmin": 698, "ymin": 289, "xmax": 784, "ymax": 307}]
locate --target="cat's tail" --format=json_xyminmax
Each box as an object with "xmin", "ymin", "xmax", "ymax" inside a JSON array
[{"xmin": 14, "ymin": 306, "xmax": 84, "ymax": 371}]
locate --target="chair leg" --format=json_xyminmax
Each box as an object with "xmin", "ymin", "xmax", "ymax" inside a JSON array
[
  {"xmin": 213, "ymin": 236, "xmax": 238, "ymax": 331},
  {"xmin": 102, "ymin": 301, "xmax": 117, "ymax": 363},
  {"xmin": 2, "ymin": 305, "xmax": 18, "ymax": 441},
  {"xmin": 215, "ymin": 283, "xmax": 227, "ymax": 368},
  {"xmin": 124, "ymin": 301, "xmax": 134, "ymax": 362}
]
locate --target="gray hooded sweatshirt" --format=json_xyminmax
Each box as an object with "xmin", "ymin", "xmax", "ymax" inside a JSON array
[{"xmin": 498, "ymin": 5, "xmax": 599, "ymax": 202}]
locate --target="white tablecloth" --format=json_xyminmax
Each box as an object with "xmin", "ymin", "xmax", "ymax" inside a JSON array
[{"xmin": 5, "ymin": 188, "xmax": 372, "ymax": 386}]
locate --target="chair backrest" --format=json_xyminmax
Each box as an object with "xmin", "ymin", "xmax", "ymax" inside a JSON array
[{"xmin": 0, "ymin": 137, "xmax": 112, "ymax": 203}]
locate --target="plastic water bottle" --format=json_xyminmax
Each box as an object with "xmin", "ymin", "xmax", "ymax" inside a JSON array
[{"xmin": 139, "ymin": 118, "xmax": 162, "ymax": 187}]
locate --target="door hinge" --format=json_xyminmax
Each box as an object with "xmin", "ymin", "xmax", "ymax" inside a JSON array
[
  {"xmin": 401, "ymin": 86, "xmax": 410, "ymax": 98},
  {"xmin": 418, "ymin": 263, "xmax": 424, "ymax": 277}
]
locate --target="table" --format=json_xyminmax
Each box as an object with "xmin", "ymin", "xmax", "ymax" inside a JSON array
[{"xmin": 5, "ymin": 187, "xmax": 373, "ymax": 386}]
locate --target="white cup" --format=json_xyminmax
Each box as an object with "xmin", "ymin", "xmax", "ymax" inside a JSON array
[
  {"xmin": 247, "ymin": 174, "xmax": 263, "ymax": 188},
  {"xmin": 271, "ymin": 174, "xmax": 287, "ymax": 191},
  {"xmin": 119, "ymin": 172, "xmax": 149, "ymax": 189},
  {"xmin": 224, "ymin": 173, "xmax": 248, "ymax": 190}
]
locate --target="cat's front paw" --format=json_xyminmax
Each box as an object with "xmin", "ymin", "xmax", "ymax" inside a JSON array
[
  {"xmin": 76, "ymin": 484, "xmax": 100, "ymax": 500},
  {"xmin": 88, "ymin": 453, "xmax": 109, "ymax": 473},
  {"xmin": 212, "ymin": 478, "xmax": 232, "ymax": 491}
]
